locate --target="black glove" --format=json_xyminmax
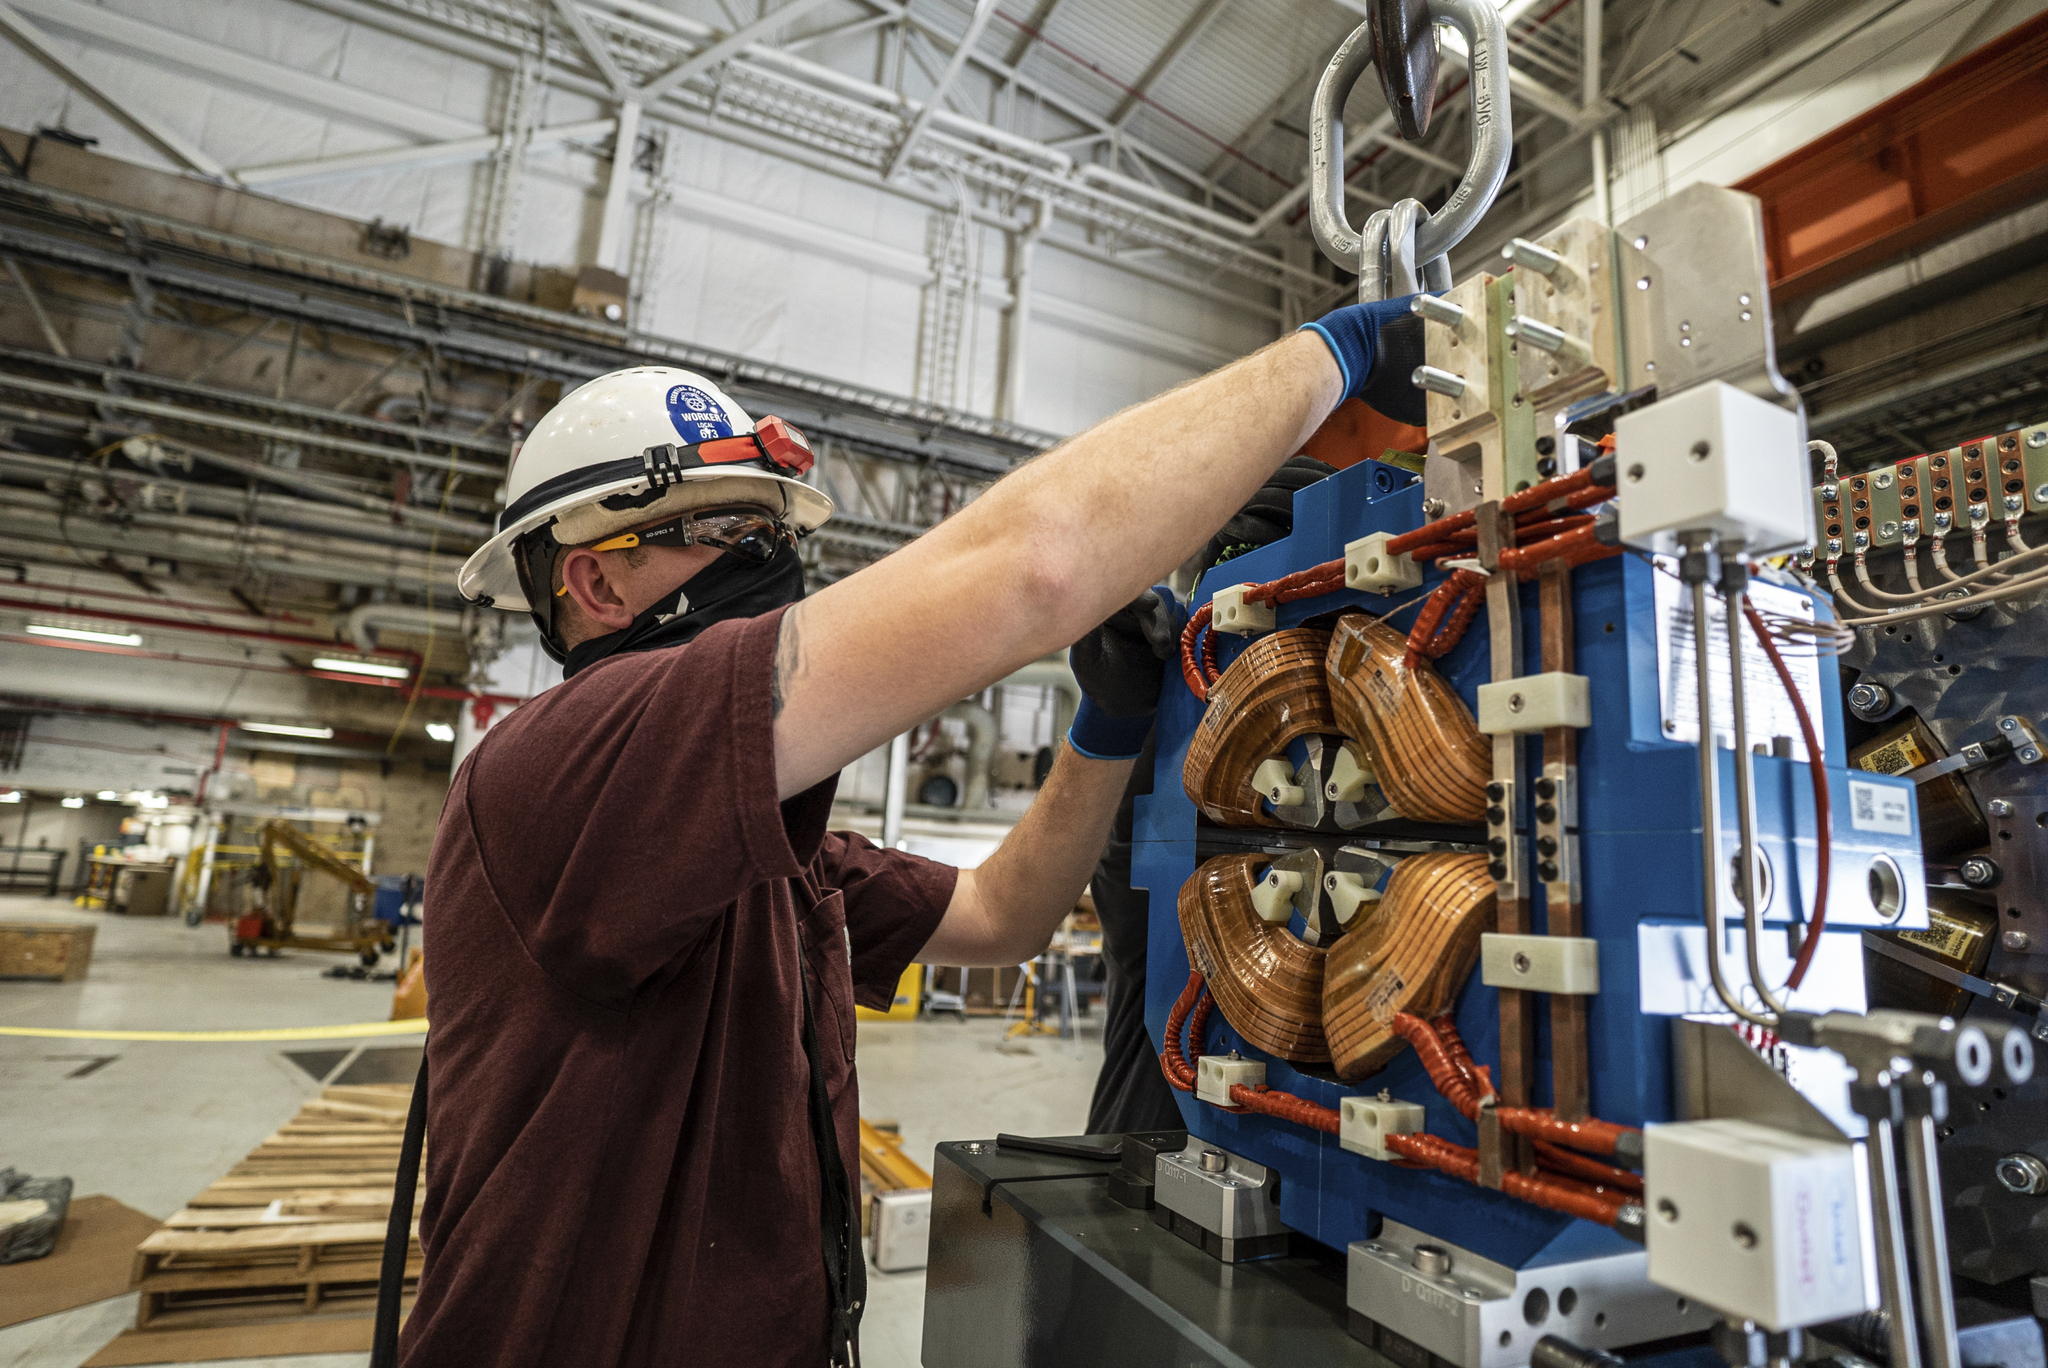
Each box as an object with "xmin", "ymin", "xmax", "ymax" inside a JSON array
[
  {"xmin": 1070, "ymin": 588, "xmax": 1182, "ymax": 720},
  {"xmin": 1199, "ymin": 455, "xmax": 1338, "ymax": 575}
]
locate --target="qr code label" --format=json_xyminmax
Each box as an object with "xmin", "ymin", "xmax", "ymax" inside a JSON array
[{"xmin": 1848, "ymin": 779, "xmax": 1913, "ymax": 835}]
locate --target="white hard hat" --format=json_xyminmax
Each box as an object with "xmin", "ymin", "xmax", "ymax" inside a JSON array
[{"xmin": 459, "ymin": 366, "xmax": 833, "ymax": 612}]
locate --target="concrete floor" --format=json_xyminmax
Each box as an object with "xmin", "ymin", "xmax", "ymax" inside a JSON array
[{"xmin": 0, "ymin": 894, "xmax": 1103, "ymax": 1368}]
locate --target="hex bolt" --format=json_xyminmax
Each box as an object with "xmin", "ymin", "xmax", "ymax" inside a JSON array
[
  {"xmin": 1987, "ymin": 799, "xmax": 2015, "ymax": 818},
  {"xmin": 1422, "ymin": 497, "xmax": 1447, "ymax": 519},
  {"xmin": 2005, "ymin": 930, "xmax": 2032, "ymax": 952},
  {"xmin": 1960, "ymin": 857, "xmax": 2002, "ymax": 888},
  {"xmin": 1847, "ymin": 682, "xmax": 1892, "ymax": 719}
]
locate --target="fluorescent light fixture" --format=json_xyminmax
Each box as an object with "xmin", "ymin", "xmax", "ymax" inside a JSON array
[
  {"xmin": 27, "ymin": 623, "xmax": 142, "ymax": 646},
  {"xmin": 240, "ymin": 721, "xmax": 336, "ymax": 739},
  {"xmin": 426, "ymin": 722, "xmax": 455, "ymax": 742},
  {"xmin": 311, "ymin": 656, "xmax": 411, "ymax": 680},
  {"xmin": 0, "ymin": 791, "xmax": 19, "ymax": 803},
  {"xmin": 60, "ymin": 795, "xmax": 84, "ymax": 808},
  {"xmin": 96, "ymin": 790, "xmax": 118, "ymax": 801}
]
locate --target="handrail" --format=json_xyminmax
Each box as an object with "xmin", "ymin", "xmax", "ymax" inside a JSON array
[{"xmin": 1309, "ymin": 0, "xmax": 1512, "ymax": 293}]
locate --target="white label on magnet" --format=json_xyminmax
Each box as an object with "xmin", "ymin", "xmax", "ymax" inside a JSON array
[{"xmin": 1847, "ymin": 778, "xmax": 1913, "ymax": 835}]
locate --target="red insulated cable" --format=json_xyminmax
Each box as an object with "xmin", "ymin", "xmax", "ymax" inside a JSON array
[
  {"xmin": 1160, "ymin": 970, "xmax": 1205, "ymax": 1092},
  {"xmin": 1533, "ymin": 1141, "xmax": 1644, "ymax": 1195},
  {"xmin": 1247, "ymin": 559, "xmax": 1345, "ymax": 606},
  {"xmin": 1387, "ymin": 1134, "xmax": 1628, "ymax": 1226},
  {"xmin": 1201, "ymin": 618, "xmax": 1222, "ymax": 685},
  {"xmin": 1744, "ymin": 599, "xmax": 1830, "ymax": 991},
  {"xmin": 1230, "ymin": 1084, "xmax": 1342, "ymax": 1133},
  {"xmin": 1429, "ymin": 1015, "xmax": 1491, "ymax": 1099},
  {"xmin": 1387, "ymin": 1014, "xmax": 1488, "ymax": 1118},
  {"xmin": 1188, "ymin": 992, "xmax": 1216, "ymax": 1070},
  {"xmin": 1179, "ymin": 603, "xmax": 1215, "ymax": 701},
  {"xmin": 1495, "ymin": 1109, "xmax": 1640, "ymax": 1159}
]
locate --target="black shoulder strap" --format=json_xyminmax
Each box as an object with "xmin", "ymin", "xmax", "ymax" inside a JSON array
[
  {"xmin": 372, "ymin": 1050, "xmax": 429, "ymax": 1368},
  {"xmin": 798, "ymin": 914, "xmax": 865, "ymax": 1367}
]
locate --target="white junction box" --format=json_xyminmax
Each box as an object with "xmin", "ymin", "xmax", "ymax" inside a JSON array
[
  {"xmin": 1476, "ymin": 672, "xmax": 1591, "ymax": 735},
  {"xmin": 1614, "ymin": 381, "xmax": 1812, "ymax": 556},
  {"xmin": 1480, "ymin": 933, "xmax": 1599, "ymax": 995},
  {"xmin": 869, "ymin": 1187, "xmax": 932, "ymax": 1272},
  {"xmin": 1197, "ymin": 1053, "xmax": 1265, "ymax": 1109},
  {"xmin": 1645, "ymin": 1117, "xmax": 1870, "ymax": 1330},
  {"xmin": 1210, "ymin": 583, "xmax": 1274, "ymax": 635},
  {"xmin": 1345, "ymin": 532, "xmax": 1423, "ymax": 594},
  {"xmin": 1339, "ymin": 1094, "xmax": 1425, "ymax": 1161}
]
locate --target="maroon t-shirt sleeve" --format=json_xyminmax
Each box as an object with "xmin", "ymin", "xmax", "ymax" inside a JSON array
[
  {"xmin": 812, "ymin": 831, "xmax": 956, "ymax": 1010},
  {"xmin": 462, "ymin": 607, "xmax": 829, "ymax": 1008}
]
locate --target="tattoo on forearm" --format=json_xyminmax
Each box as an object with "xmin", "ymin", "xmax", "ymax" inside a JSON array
[{"xmin": 772, "ymin": 609, "xmax": 805, "ymax": 718}]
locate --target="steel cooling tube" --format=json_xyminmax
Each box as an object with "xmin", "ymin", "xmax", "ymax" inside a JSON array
[
  {"xmin": 1684, "ymin": 536, "xmax": 1775, "ymax": 1029},
  {"xmin": 1867, "ymin": 1118, "xmax": 1924, "ymax": 1368},
  {"xmin": 1722, "ymin": 554, "xmax": 1788, "ymax": 1021},
  {"xmin": 1900, "ymin": 1114, "xmax": 1962, "ymax": 1368}
]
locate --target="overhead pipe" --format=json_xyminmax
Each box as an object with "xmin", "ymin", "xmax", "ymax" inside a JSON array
[
  {"xmin": 0, "ymin": 592, "xmax": 417, "ymax": 667},
  {"xmin": 0, "ymin": 496, "xmax": 461, "ymax": 596},
  {"xmin": 0, "ymin": 443, "xmax": 472, "ymax": 552},
  {"xmin": 0, "ymin": 341, "xmax": 510, "ymax": 462},
  {"xmin": 0, "ymin": 372, "xmax": 505, "ymax": 479},
  {"xmin": 345, "ymin": 604, "xmax": 468, "ymax": 654},
  {"xmin": 125, "ymin": 438, "xmax": 492, "ymax": 539},
  {"xmin": 999, "ymin": 653, "xmax": 1081, "ymax": 746},
  {"xmin": 941, "ymin": 700, "xmax": 997, "ymax": 810}
]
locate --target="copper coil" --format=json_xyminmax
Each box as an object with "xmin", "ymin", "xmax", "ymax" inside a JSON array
[
  {"xmin": 1182, "ymin": 627, "xmax": 1336, "ymax": 828},
  {"xmin": 1322, "ymin": 852, "xmax": 1494, "ymax": 1081},
  {"xmin": 1177, "ymin": 854, "xmax": 1330, "ymax": 1065},
  {"xmin": 1325, "ymin": 612, "xmax": 1489, "ymax": 824}
]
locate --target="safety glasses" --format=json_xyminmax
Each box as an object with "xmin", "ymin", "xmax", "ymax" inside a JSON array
[{"xmin": 550, "ymin": 506, "xmax": 797, "ymax": 598}]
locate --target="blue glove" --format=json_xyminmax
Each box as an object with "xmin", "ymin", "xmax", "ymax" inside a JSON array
[{"xmin": 1299, "ymin": 294, "xmax": 1428, "ymax": 427}]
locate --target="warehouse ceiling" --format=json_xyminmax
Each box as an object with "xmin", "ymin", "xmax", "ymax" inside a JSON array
[{"xmin": 0, "ymin": 0, "xmax": 2041, "ymax": 743}]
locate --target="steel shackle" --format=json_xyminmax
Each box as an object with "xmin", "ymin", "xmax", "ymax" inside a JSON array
[{"xmin": 1308, "ymin": 0, "xmax": 1513, "ymax": 291}]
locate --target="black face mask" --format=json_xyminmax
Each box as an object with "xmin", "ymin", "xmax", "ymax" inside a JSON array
[{"xmin": 559, "ymin": 541, "xmax": 806, "ymax": 679}]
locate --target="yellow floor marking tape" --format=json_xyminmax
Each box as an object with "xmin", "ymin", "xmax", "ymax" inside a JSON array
[{"xmin": 0, "ymin": 1018, "xmax": 429, "ymax": 1042}]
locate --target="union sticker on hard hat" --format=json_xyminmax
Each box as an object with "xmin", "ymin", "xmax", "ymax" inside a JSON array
[{"xmin": 666, "ymin": 384, "xmax": 734, "ymax": 443}]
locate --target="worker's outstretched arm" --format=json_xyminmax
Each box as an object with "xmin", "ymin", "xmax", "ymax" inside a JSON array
[
  {"xmin": 770, "ymin": 298, "xmax": 1411, "ymax": 798},
  {"xmin": 916, "ymin": 742, "xmax": 1134, "ymax": 967}
]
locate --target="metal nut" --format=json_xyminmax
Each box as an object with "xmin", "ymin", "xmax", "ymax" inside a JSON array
[
  {"xmin": 1996, "ymin": 1152, "xmax": 2048, "ymax": 1195},
  {"xmin": 1847, "ymin": 682, "xmax": 1892, "ymax": 719},
  {"xmin": 1199, "ymin": 1149, "xmax": 1227, "ymax": 1174},
  {"xmin": 1960, "ymin": 857, "xmax": 2001, "ymax": 888}
]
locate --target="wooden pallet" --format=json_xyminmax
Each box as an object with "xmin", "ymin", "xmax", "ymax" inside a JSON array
[{"xmin": 128, "ymin": 1084, "xmax": 421, "ymax": 1334}]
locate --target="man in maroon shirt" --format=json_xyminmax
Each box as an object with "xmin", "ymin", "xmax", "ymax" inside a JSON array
[{"xmin": 405, "ymin": 296, "xmax": 1412, "ymax": 1366}]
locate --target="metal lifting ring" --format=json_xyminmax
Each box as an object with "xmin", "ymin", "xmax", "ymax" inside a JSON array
[{"xmin": 1309, "ymin": 0, "xmax": 1512, "ymax": 297}]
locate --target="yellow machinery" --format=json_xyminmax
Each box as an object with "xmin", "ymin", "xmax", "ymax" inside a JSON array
[{"xmin": 230, "ymin": 819, "xmax": 396, "ymax": 965}]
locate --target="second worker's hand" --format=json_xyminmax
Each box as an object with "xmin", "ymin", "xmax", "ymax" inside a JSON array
[{"xmin": 1298, "ymin": 294, "xmax": 1427, "ymax": 427}]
